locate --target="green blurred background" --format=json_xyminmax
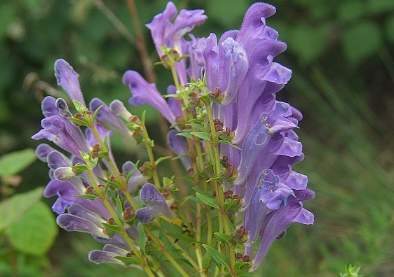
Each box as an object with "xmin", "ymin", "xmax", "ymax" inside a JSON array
[{"xmin": 0, "ymin": 0, "xmax": 393, "ymax": 276}]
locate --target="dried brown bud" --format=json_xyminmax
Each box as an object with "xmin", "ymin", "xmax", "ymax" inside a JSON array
[
  {"xmin": 235, "ymin": 226, "xmax": 246, "ymax": 240},
  {"xmin": 170, "ymin": 202, "xmax": 179, "ymax": 210},
  {"xmin": 85, "ymin": 186, "xmax": 94, "ymax": 194},
  {"xmin": 74, "ymin": 113, "xmax": 83, "ymax": 119},
  {"xmin": 215, "ymin": 124, "xmax": 223, "ymax": 132},
  {"xmin": 161, "ymin": 188, "xmax": 170, "ymax": 198},
  {"xmin": 224, "ymin": 190, "xmax": 233, "ymax": 199},
  {"xmin": 123, "ymin": 207, "xmax": 135, "ymax": 221},
  {"xmin": 129, "ymin": 115, "xmax": 139, "ymax": 123},
  {"xmin": 107, "ymin": 217, "xmax": 115, "ymax": 225}
]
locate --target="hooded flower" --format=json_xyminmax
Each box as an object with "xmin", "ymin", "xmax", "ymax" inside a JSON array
[
  {"xmin": 141, "ymin": 2, "xmax": 314, "ymax": 270},
  {"xmin": 136, "ymin": 183, "xmax": 174, "ymax": 223},
  {"xmin": 54, "ymin": 59, "xmax": 86, "ymax": 106},
  {"xmin": 123, "ymin": 70, "xmax": 176, "ymax": 124}
]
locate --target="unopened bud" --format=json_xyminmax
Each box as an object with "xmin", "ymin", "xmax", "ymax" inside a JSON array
[
  {"xmin": 123, "ymin": 207, "xmax": 135, "ymax": 221},
  {"xmin": 107, "ymin": 217, "xmax": 115, "ymax": 225},
  {"xmin": 56, "ymin": 98, "xmax": 71, "ymax": 117},
  {"xmin": 110, "ymin": 100, "xmax": 133, "ymax": 121},
  {"xmin": 85, "ymin": 186, "xmax": 94, "ymax": 194},
  {"xmin": 54, "ymin": 167, "xmax": 76, "ymax": 181}
]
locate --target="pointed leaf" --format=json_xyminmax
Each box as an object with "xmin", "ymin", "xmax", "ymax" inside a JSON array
[
  {"xmin": 5, "ymin": 201, "xmax": 58, "ymax": 255},
  {"xmin": 0, "ymin": 187, "xmax": 43, "ymax": 231},
  {"xmin": 202, "ymin": 244, "xmax": 229, "ymax": 269},
  {"xmin": 0, "ymin": 149, "xmax": 36, "ymax": 176}
]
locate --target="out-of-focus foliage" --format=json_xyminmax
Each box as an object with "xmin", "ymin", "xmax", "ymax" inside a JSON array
[
  {"xmin": 0, "ymin": 0, "xmax": 393, "ymax": 276},
  {"xmin": 0, "ymin": 152, "xmax": 57, "ymax": 277}
]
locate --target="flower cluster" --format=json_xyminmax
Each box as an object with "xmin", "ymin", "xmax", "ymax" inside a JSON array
[
  {"xmin": 125, "ymin": 1, "xmax": 314, "ymax": 271},
  {"xmin": 33, "ymin": 2, "xmax": 313, "ymax": 276}
]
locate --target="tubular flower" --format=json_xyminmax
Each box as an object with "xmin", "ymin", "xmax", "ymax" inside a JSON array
[
  {"xmin": 33, "ymin": 2, "xmax": 313, "ymax": 274},
  {"xmin": 129, "ymin": 1, "xmax": 315, "ymax": 270}
]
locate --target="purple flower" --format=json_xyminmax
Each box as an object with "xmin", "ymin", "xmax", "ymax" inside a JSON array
[
  {"xmin": 146, "ymin": 2, "xmax": 207, "ymax": 58},
  {"xmin": 122, "ymin": 161, "xmax": 148, "ymax": 194},
  {"xmin": 89, "ymin": 98, "xmax": 132, "ymax": 138},
  {"xmin": 123, "ymin": 70, "xmax": 176, "ymax": 124},
  {"xmin": 54, "ymin": 59, "xmax": 86, "ymax": 106},
  {"xmin": 136, "ymin": 183, "xmax": 174, "ymax": 223},
  {"xmin": 32, "ymin": 96, "xmax": 90, "ymax": 157},
  {"xmin": 251, "ymin": 190, "xmax": 314, "ymax": 271},
  {"xmin": 146, "ymin": 2, "xmax": 207, "ymax": 85},
  {"xmin": 56, "ymin": 213, "xmax": 107, "ymax": 237},
  {"xmin": 167, "ymin": 130, "xmax": 192, "ymax": 170}
]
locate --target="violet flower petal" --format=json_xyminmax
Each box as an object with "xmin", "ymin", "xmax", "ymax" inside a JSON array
[
  {"xmin": 56, "ymin": 214, "xmax": 106, "ymax": 237},
  {"xmin": 167, "ymin": 130, "xmax": 192, "ymax": 170},
  {"xmin": 123, "ymin": 70, "xmax": 175, "ymax": 124},
  {"xmin": 35, "ymin": 144, "xmax": 56, "ymax": 162},
  {"xmin": 54, "ymin": 59, "xmax": 86, "ymax": 106},
  {"xmin": 140, "ymin": 183, "xmax": 174, "ymax": 219}
]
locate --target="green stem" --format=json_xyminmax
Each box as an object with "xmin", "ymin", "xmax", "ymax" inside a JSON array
[
  {"xmin": 205, "ymin": 101, "xmax": 237, "ymax": 276},
  {"xmin": 145, "ymin": 227, "xmax": 191, "ymax": 277},
  {"xmin": 140, "ymin": 117, "xmax": 161, "ymax": 187},
  {"xmin": 85, "ymin": 170, "xmax": 155, "ymax": 277}
]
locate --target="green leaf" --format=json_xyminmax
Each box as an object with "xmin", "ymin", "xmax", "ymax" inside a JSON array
[
  {"xmin": 102, "ymin": 222, "xmax": 123, "ymax": 233},
  {"xmin": 166, "ymin": 232, "xmax": 198, "ymax": 244},
  {"xmin": 176, "ymin": 132, "xmax": 193, "ymax": 139},
  {"xmin": 202, "ymin": 244, "xmax": 229, "ymax": 269},
  {"xmin": 368, "ymin": 0, "xmax": 394, "ymax": 13},
  {"xmin": 74, "ymin": 194, "xmax": 99, "ymax": 200},
  {"xmin": 196, "ymin": 192, "xmax": 219, "ymax": 209},
  {"xmin": 0, "ymin": 149, "xmax": 36, "ymax": 176},
  {"xmin": 206, "ymin": 0, "xmax": 248, "ymax": 27},
  {"xmin": 188, "ymin": 123, "xmax": 205, "ymax": 132},
  {"xmin": 386, "ymin": 16, "xmax": 394, "ymax": 44},
  {"xmin": 5, "ymin": 201, "xmax": 58, "ymax": 255},
  {"xmin": 114, "ymin": 255, "xmax": 140, "ymax": 265},
  {"xmin": 155, "ymin": 155, "xmax": 173, "ymax": 165},
  {"xmin": 206, "ymin": 176, "xmax": 223, "ymax": 183},
  {"xmin": 91, "ymin": 104, "xmax": 103, "ymax": 121},
  {"xmin": 338, "ymin": 1, "xmax": 366, "ymax": 23},
  {"xmin": 214, "ymin": 232, "xmax": 233, "ymax": 243},
  {"xmin": 0, "ymin": 187, "xmax": 43, "ymax": 231},
  {"xmin": 67, "ymin": 117, "xmax": 88, "ymax": 126},
  {"xmin": 202, "ymin": 252, "xmax": 212, "ymax": 269},
  {"xmin": 115, "ymin": 196, "xmax": 123, "ymax": 222},
  {"xmin": 138, "ymin": 224, "xmax": 147, "ymax": 254},
  {"xmin": 224, "ymin": 198, "xmax": 240, "ymax": 211},
  {"xmin": 190, "ymin": 132, "xmax": 211, "ymax": 141},
  {"xmin": 289, "ymin": 24, "xmax": 329, "ymax": 64},
  {"xmin": 72, "ymin": 99, "xmax": 87, "ymax": 113},
  {"xmin": 342, "ymin": 22, "xmax": 382, "ymax": 65},
  {"xmin": 219, "ymin": 139, "xmax": 241, "ymax": 150}
]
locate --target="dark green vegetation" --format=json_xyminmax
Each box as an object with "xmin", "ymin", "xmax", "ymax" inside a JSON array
[{"xmin": 0, "ymin": 0, "xmax": 393, "ymax": 276}]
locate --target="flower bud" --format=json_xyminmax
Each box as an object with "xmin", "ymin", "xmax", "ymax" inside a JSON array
[
  {"xmin": 109, "ymin": 100, "xmax": 133, "ymax": 121},
  {"xmin": 54, "ymin": 167, "xmax": 76, "ymax": 181}
]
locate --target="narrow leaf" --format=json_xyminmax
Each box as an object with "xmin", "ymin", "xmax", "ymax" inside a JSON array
[
  {"xmin": 196, "ymin": 192, "xmax": 219, "ymax": 209},
  {"xmin": 202, "ymin": 244, "xmax": 229, "ymax": 269},
  {"xmin": 190, "ymin": 132, "xmax": 211, "ymax": 141}
]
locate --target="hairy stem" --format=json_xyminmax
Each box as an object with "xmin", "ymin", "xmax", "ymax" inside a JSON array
[{"xmin": 205, "ymin": 101, "xmax": 237, "ymax": 276}]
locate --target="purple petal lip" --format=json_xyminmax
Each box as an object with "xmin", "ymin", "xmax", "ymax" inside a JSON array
[
  {"xmin": 136, "ymin": 207, "xmax": 159, "ymax": 224},
  {"xmin": 89, "ymin": 250, "xmax": 124, "ymax": 265},
  {"xmin": 140, "ymin": 183, "xmax": 174, "ymax": 219},
  {"xmin": 54, "ymin": 59, "xmax": 86, "ymax": 106},
  {"xmin": 35, "ymin": 144, "xmax": 56, "ymax": 162},
  {"xmin": 123, "ymin": 70, "xmax": 176, "ymax": 124},
  {"xmin": 56, "ymin": 214, "xmax": 106, "ymax": 238}
]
